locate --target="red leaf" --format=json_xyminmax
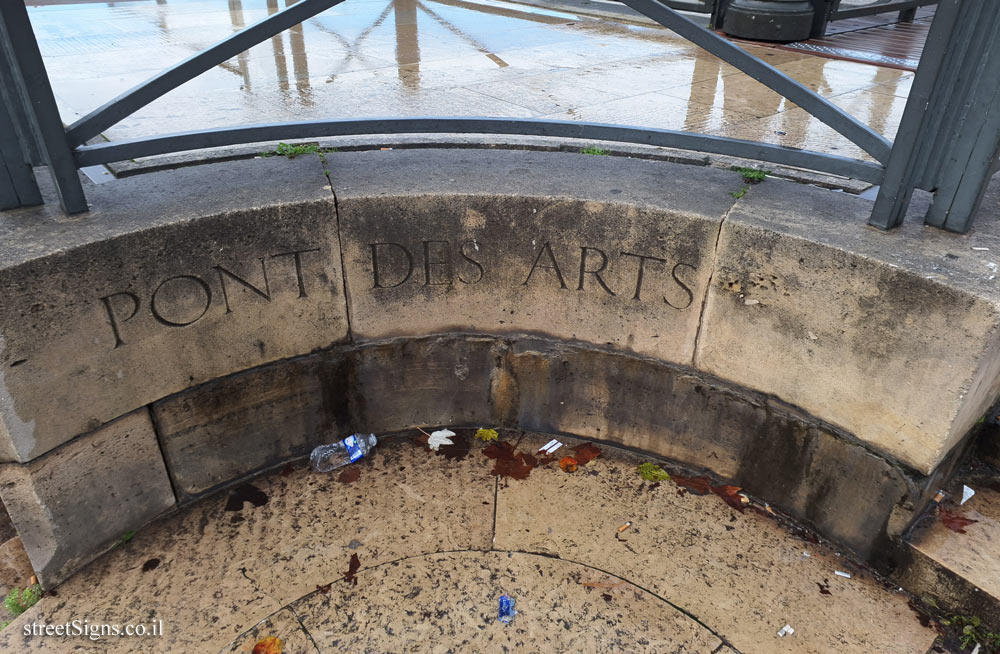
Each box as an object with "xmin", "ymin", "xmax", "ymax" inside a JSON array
[
  {"xmin": 572, "ymin": 443, "xmax": 602, "ymax": 465},
  {"xmin": 338, "ymin": 467, "xmax": 361, "ymax": 484},
  {"xmin": 344, "ymin": 553, "xmax": 360, "ymax": 585},
  {"xmin": 316, "ymin": 583, "xmax": 332, "ymax": 594},
  {"xmin": 493, "ymin": 453, "xmax": 535, "ymax": 480},
  {"xmin": 940, "ymin": 509, "xmax": 978, "ymax": 534},
  {"xmin": 711, "ymin": 484, "xmax": 747, "ymax": 512},
  {"xmin": 673, "ymin": 476, "xmax": 712, "ymax": 495},
  {"xmin": 483, "ymin": 441, "xmax": 516, "ymax": 460}
]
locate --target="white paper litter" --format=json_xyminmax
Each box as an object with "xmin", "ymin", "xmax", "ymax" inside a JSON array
[
  {"xmin": 972, "ymin": 247, "xmax": 990, "ymax": 251},
  {"xmin": 961, "ymin": 485, "xmax": 976, "ymax": 505},
  {"xmin": 428, "ymin": 429, "xmax": 455, "ymax": 451},
  {"xmin": 538, "ymin": 439, "xmax": 563, "ymax": 454},
  {"xmin": 834, "ymin": 571, "xmax": 852, "ymax": 579},
  {"xmin": 777, "ymin": 624, "xmax": 794, "ymax": 638}
]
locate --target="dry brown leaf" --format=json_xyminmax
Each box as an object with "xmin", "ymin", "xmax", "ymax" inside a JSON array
[
  {"xmin": 572, "ymin": 443, "xmax": 602, "ymax": 465},
  {"xmin": 338, "ymin": 467, "xmax": 361, "ymax": 484},
  {"xmin": 672, "ymin": 476, "xmax": 712, "ymax": 495},
  {"xmin": 711, "ymin": 484, "xmax": 747, "ymax": 512},
  {"xmin": 252, "ymin": 637, "xmax": 283, "ymax": 654},
  {"xmin": 940, "ymin": 509, "xmax": 978, "ymax": 534}
]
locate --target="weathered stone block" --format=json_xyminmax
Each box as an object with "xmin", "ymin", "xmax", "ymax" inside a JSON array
[
  {"xmin": 504, "ymin": 339, "xmax": 915, "ymax": 560},
  {"xmin": 696, "ymin": 180, "xmax": 1000, "ymax": 474},
  {"xmin": 153, "ymin": 355, "xmax": 352, "ymax": 500},
  {"xmin": 154, "ymin": 335, "xmax": 500, "ymax": 500},
  {"xmin": 333, "ymin": 149, "xmax": 732, "ymax": 363},
  {"xmin": 0, "ymin": 410, "xmax": 175, "ymax": 586},
  {"xmin": 350, "ymin": 335, "xmax": 501, "ymax": 435},
  {"xmin": 0, "ymin": 157, "xmax": 345, "ymax": 461}
]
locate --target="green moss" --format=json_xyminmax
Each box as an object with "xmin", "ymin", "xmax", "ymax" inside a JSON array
[{"xmin": 580, "ymin": 146, "xmax": 608, "ymax": 155}]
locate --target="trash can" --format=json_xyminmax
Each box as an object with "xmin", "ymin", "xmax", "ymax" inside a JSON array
[{"xmin": 720, "ymin": 0, "xmax": 817, "ymax": 42}]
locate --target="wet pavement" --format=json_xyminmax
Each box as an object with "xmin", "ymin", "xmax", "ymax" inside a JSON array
[
  {"xmin": 28, "ymin": 0, "xmax": 913, "ymax": 163},
  {"xmin": 0, "ymin": 432, "xmax": 941, "ymax": 653}
]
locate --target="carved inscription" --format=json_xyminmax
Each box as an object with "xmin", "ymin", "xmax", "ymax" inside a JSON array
[
  {"xmin": 99, "ymin": 248, "xmax": 320, "ymax": 349},
  {"xmin": 369, "ymin": 239, "xmax": 696, "ymax": 309}
]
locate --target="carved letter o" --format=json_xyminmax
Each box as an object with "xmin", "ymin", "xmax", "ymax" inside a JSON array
[{"xmin": 150, "ymin": 275, "xmax": 213, "ymax": 327}]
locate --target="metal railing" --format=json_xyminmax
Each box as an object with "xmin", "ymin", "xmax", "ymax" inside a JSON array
[{"xmin": 0, "ymin": 0, "xmax": 996, "ymax": 233}]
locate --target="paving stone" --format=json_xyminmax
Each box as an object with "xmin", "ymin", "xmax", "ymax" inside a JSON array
[
  {"xmin": 291, "ymin": 551, "xmax": 724, "ymax": 653},
  {"xmin": 493, "ymin": 433, "xmax": 938, "ymax": 654}
]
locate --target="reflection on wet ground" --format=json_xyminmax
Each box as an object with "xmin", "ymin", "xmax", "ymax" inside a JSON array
[{"xmin": 28, "ymin": 0, "xmax": 912, "ymax": 160}]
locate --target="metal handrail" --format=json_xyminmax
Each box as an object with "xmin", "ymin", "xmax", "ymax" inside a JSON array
[{"xmin": 0, "ymin": 0, "xmax": 997, "ymax": 233}]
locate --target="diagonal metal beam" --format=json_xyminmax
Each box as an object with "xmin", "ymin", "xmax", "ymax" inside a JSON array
[
  {"xmin": 65, "ymin": 0, "xmax": 345, "ymax": 147},
  {"xmin": 618, "ymin": 0, "xmax": 892, "ymax": 163}
]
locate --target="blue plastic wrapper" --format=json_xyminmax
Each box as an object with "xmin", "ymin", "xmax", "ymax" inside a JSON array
[{"xmin": 498, "ymin": 595, "xmax": 516, "ymax": 624}]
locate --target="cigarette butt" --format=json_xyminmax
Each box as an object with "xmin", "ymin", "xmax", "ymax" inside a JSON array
[
  {"xmin": 617, "ymin": 521, "xmax": 632, "ymax": 533},
  {"xmin": 933, "ymin": 490, "xmax": 946, "ymax": 503},
  {"xmin": 29, "ymin": 575, "xmax": 37, "ymax": 586},
  {"xmin": 538, "ymin": 439, "xmax": 559, "ymax": 453},
  {"xmin": 834, "ymin": 570, "xmax": 852, "ymax": 579}
]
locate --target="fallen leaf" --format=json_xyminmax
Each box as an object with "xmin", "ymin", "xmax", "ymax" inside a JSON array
[
  {"xmin": 483, "ymin": 441, "xmax": 516, "ymax": 460},
  {"xmin": 817, "ymin": 581, "xmax": 831, "ymax": 596},
  {"xmin": 649, "ymin": 482, "xmax": 661, "ymax": 490},
  {"xmin": 316, "ymin": 583, "xmax": 332, "ymax": 594},
  {"xmin": 428, "ymin": 429, "xmax": 455, "ymax": 451},
  {"xmin": 494, "ymin": 454, "xmax": 535, "ymax": 480},
  {"xmin": 602, "ymin": 593, "xmax": 612, "ymax": 602},
  {"xmin": 672, "ymin": 476, "xmax": 712, "ymax": 495},
  {"xmin": 438, "ymin": 432, "xmax": 471, "ymax": 462},
  {"xmin": 711, "ymin": 485, "xmax": 747, "ymax": 512},
  {"xmin": 484, "ymin": 440, "xmax": 536, "ymax": 480},
  {"xmin": 338, "ymin": 467, "xmax": 361, "ymax": 484},
  {"xmin": 940, "ymin": 509, "xmax": 978, "ymax": 534},
  {"xmin": 344, "ymin": 553, "xmax": 360, "ymax": 585},
  {"xmin": 475, "ymin": 428, "xmax": 499, "ymax": 442},
  {"xmin": 252, "ymin": 636, "xmax": 283, "ymax": 654},
  {"xmin": 907, "ymin": 599, "xmax": 931, "ymax": 628},
  {"xmin": 224, "ymin": 484, "xmax": 269, "ymax": 511},
  {"xmin": 638, "ymin": 462, "xmax": 670, "ymax": 481},
  {"xmin": 559, "ymin": 456, "xmax": 578, "ymax": 473},
  {"xmin": 572, "ymin": 443, "xmax": 602, "ymax": 465},
  {"xmin": 141, "ymin": 558, "xmax": 160, "ymax": 572}
]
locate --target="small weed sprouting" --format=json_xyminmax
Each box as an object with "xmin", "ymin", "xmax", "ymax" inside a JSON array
[
  {"xmin": 3, "ymin": 585, "xmax": 42, "ymax": 620},
  {"xmin": 275, "ymin": 142, "xmax": 321, "ymax": 158},
  {"xmin": 730, "ymin": 185, "xmax": 749, "ymax": 199},
  {"xmin": 264, "ymin": 143, "xmax": 338, "ymax": 160},
  {"xmin": 731, "ymin": 166, "xmax": 769, "ymax": 184},
  {"xmin": 940, "ymin": 615, "xmax": 1000, "ymax": 651},
  {"xmin": 580, "ymin": 146, "xmax": 608, "ymax": 156}
]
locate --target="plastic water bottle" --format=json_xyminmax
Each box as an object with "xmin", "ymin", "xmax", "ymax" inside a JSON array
[{"xmin": 309, "ymin": 434, "xmax": 378, "ymax": 472}]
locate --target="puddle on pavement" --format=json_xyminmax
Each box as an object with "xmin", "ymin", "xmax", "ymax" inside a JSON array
[{"xmin": 29, "ymin": 0, "xmax": 911, "ymax": 157}]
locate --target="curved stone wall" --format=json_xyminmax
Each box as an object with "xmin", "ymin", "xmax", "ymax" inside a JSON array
[{"xmin": 0, "ymin": 148, "xmax": 996, "ymax": 586}]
